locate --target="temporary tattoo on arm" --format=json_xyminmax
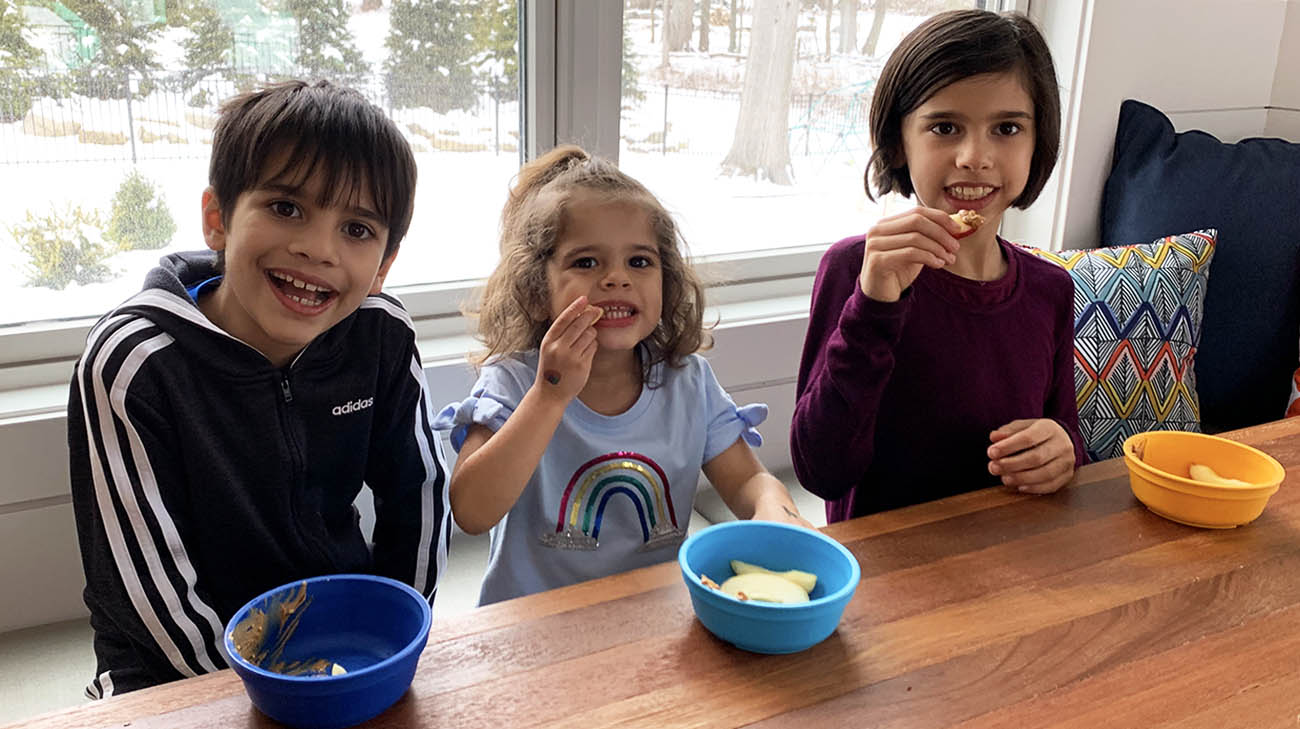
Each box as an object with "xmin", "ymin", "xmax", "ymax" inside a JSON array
[{"xmin": 545, "ymin": 370, "xmax": 561, "ymax": 386}]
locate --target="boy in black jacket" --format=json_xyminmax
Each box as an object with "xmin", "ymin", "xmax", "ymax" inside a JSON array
[{"xmin": 67, "ymin": 80, "xmax": 451, "ymax": 697}]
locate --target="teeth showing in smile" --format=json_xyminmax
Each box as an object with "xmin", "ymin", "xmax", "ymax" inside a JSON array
[
  {"xmin": 949, "ymin": 185, "xmax": 994, "ymax": 200},
  {"xmin": 599, "ymin": 305, "xmax": 634, "ymax": 320},
  {"xmin": 270, "ymin": 270, "xmax": 333, "ymax": 307},
  {"xmin": 285, "ymin": 293, "xmax": 324, "ymax": 307},
  {"xmin": 270, "ymin": 270, "xmax": 331, "ymax": 293}
]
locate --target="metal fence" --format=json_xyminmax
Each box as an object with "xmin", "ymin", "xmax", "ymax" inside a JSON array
[{"xmin": 1, "ymin": 69, "xmax": 872, "ymax": 166}]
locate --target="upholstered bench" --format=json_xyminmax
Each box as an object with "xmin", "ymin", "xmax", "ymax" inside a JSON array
[{"xmin": 1025, "ymin": 100, "xmax": 1300, "ymax": 463}]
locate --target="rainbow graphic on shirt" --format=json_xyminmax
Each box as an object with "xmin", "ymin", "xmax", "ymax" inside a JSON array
[{"xmin": 539, "ymin": 452, "xmax": 685, "ymax": 552}]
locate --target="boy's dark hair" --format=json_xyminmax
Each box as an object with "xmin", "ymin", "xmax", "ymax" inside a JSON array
[
  {"xmin": 210, "ymin": 80, "xmax": 416, "ymax": 261},
  {"xmin": 866, "ymin": 10, "xmax": 1060, "ymax": 208}
]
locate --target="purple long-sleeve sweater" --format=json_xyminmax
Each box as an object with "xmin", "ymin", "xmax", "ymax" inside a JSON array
[{"xmin": 791, "ymin": 234, "xmax": 1087, "ymax": 523}]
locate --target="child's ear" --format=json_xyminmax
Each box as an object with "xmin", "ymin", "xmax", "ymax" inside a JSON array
[
  {"xmin": 369, "ymin": 250, "xmax": 398, "ymax": 294},
  {"xmin": 201, "ymin": 187, "xmax": 226, "ymax": 252}
]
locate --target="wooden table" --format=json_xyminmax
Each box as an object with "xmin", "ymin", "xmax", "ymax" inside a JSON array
[{"xmin": 11, "ymin": 418, "xmax": 1300, "ymax": 729}]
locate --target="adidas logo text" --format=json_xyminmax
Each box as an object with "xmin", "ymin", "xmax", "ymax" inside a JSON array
[{"xmin": 332, "ymin": 397, "xmax": 374, "ymax": 416}]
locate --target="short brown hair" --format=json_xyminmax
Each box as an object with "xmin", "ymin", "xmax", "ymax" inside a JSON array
[
  {"xmin": 209, "ymin": 80, "xmax": 417, "ymax": 260},
  {"xmin": 866, "ymin": 10, "xmax": 1060, "ymax": 208},
  {"xmin": 468, "ymin": 145, "xmax": 709, "ymax": 385}
]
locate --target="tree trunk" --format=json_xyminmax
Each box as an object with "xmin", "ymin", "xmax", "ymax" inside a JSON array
[
  {"xmin": 824, "ymin": 0, "xmax": 833, "ymax": 59},
  {"xmin": 661, "ymin": 0, "xmax": 671, "ymax": 67},
  {"xmin": 650, "ymin": 0, "xmax": 657, "ymax": 43},
  {"xmin": 862, "ymin": 0, "xmax": 888, "ymax": 57},
  {"xmin": 665, "ymin": 0, "xmax": 694, "ymax": 52},
  {"xmin": 699, "ymin": 0, "xmax": 710, "ymax": 52},
  {"xmin": 728, "ymin": 0, "xmax": 738, "ymax": 51},
  {"xmin": 720, "ymin": 0, "xmax": 798, "ymax": 184},
  {"xmin": 360, "ymin": 0, "xmax": 381, "ymax": 11},
  {"xmin": 838, "ymin": 0, "xmax": 857, "ymax": 54}
]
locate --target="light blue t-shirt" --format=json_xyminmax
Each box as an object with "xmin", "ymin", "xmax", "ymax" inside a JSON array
[{"xmin": 433, "ymin": 351, "xmax": 766, "ymax": 605}]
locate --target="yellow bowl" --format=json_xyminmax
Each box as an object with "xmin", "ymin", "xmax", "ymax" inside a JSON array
[{"xmin": 1122, "ymin": 431, "xmax": 1285, "ymax": 528}]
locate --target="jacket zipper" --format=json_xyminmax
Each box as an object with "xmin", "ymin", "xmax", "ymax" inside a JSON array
[
  {"xmin": 277, "ymin": 366, "xmax": 334, "ymax": 566},
  {"xmin": 277, "ymin": 370, "xmax": 309, "ymax": 558}
]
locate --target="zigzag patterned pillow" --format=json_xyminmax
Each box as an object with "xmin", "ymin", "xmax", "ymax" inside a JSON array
[{"xmin": 1023, "ymin": 230, "xmax": 1216, "ymax": 461}]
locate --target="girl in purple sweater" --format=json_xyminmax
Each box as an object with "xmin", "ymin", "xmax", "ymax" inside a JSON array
[{"xmin": 791, "ymin": 10, "xmax": 1087, "ymax": 523}]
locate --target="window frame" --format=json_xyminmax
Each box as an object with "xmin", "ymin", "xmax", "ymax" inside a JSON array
[{"xmin": 0, "ymin": 0, "xmax": 1036, "ymax": 406}]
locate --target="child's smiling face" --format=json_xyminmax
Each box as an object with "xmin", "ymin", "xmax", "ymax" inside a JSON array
[
  {"xmin": 199, "ymin": 155, "xmax": 396, "ymax": 367},
  {"xmin": 899, "ymin": 71, "xmax": 1036, "ymax": 231},
  {"xmin": 546, "ymin": 194, "xmax": 663, "ymax": 356}
]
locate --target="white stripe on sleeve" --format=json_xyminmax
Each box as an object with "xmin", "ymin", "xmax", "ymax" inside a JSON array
[
  {"xmin": 81, "ymin": 320, "xmax": 221, "ymax": 677},
  {"xmin": 360, "ymin": 296, "xmax": 415, "ymax": 333},
  {"xmin": 408, "ymin": 353, "xmax": 447, "ymax": 597},
  {"xmin": 117, "ymin": 346, "xmax": 229, "ymax": 666}
]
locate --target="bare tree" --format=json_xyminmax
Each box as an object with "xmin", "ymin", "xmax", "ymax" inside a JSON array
[
  {"xmin": 661, "ymin": 0, "xmax": 671, "ymax": 67},
  {"xmin": 699, "ymin": 0, "xmax": 711, "ymax": 52},
  {"xmin": 862, "ymin": 0, "xmax": 888, "ymax": 57},
  {"xmin": 665, "ymin": 0, "xmax": 695, "ymax": 52},
  {"xmin": 720, "ymin": 0, "xmax": 799, "ymax": 184},
  {"xmin": 824, "ymin": 0, "xmax": 833, "ymax": 59},
  {"xmin": 729, "ymin": 0, "xmax": 742, "ymax": 53},
  {"xmin": 838, "ymin": 0, "xmax": 858, "ymax": 54}
]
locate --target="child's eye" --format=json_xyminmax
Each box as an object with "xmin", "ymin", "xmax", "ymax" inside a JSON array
[
  {"xmin": 269, "ymin": 200, "xmax": 301, "ymax": 218},
  {"xmin": 572, "ymin": 257, "xmax": 598, "ymax": 269},
  {"xmin": 344, "ymin": 221, "xmax": 375, "ymax": 240},
  {"xmin": 630, "ymin": 255, "xmax": 655, "ymax": 269},
  {"xmin": 995, "ymin": 122, "xmax": 1023, "ymax": 136},
  {"xmin": 930, "ymin": 122, "xmax": 959, "ymax": 136}
]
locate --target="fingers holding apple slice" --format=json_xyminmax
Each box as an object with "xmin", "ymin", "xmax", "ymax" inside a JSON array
[{"xmin": 949, "ymin": 209, "xmax": 986, "ymax": 240}]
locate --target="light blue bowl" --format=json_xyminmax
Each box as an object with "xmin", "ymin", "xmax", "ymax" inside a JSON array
[
  {"xmin": 678, "ymin": 521, "xmax": 860, "ymax": 654},
  {"xmin": 223, "ymin": 574, "xmax": 431, "ymax": 729}
]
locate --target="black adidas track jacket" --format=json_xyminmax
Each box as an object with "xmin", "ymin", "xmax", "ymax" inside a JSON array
[{"xmin": 67, "ymin": 251, "xmax": 451, "ymax": 697}]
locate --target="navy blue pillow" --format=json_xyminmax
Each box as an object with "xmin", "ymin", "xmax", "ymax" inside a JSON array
[{"xmin": 1101, "ymin": 99, "xmax": 1300, "ymax": 432}]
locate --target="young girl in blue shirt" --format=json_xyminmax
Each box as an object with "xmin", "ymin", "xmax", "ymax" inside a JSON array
[{"xmin": 435, "ymin": 146, "xmax": 811, "ymax": 605}]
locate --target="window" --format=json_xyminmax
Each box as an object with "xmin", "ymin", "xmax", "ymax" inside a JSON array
[
  {"xmin": 0, "ymin": 0, "xmax": 521, "ymax": 331},
  {"xmin": 0, "ymin": 0, "xmax": 1025, "ymax": 393},
  {"xmin": 617, "ymin": 0, "xmax": 1023, "ymax": 260}
]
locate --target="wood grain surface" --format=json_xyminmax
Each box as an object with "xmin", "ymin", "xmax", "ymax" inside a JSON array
[{"xmin": 10, "ymin": 418, "xmax": 1300, "ymax": 729}]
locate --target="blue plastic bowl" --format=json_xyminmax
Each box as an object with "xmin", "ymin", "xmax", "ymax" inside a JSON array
[
  {"xmin": 678, "ymin": 521, "xmax": 860, "ymax": 654},
  {"xmin": 223, "ymin": 574, "xmax": 431, "ymax": 729}
]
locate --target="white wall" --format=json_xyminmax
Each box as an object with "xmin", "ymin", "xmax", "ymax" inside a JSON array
[
  {"xmin": 1014, "ymin": 0, "xmax": 1300, "ymax": 251},
  {"xmin": 1268, "ymin": 0, "xmax": 1300, "ymax": 139}
]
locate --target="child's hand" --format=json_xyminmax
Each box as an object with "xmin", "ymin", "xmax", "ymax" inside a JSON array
[
  {"xmin": 753, "ymin": 500, "xmax": 816, "ymax": 530},
  {"xmin": 987, "ymin": 419, "xmax": 1076, "ymax": 494},
  {"xmin": 535, "ymin": 296, "xmax": 603, "ymax": 400},
  {"xmin": 859, "ymin": 207, "xmax": 963, "ymax": 302}
]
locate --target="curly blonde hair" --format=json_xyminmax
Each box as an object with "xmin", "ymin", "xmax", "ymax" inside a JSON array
[{"xmin": 467, "ymin": 145, "xmax": 709, "ymax": 384}]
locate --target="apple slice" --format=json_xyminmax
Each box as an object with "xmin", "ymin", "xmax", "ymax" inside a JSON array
[
  {"xmin": 729, "ymin": 559, "xmax": 817, "ymax": 593},
  {"xmin": 719, "ymin": 572, "xmax": 810, "ymax": 603},
  {"xmin": 949, "ymin": 209, "xmax": 986, "ymax": 239},
  {"xmin": 1188, "ymin": 463, "xmax": 1251, "ymax": 487}
]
